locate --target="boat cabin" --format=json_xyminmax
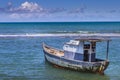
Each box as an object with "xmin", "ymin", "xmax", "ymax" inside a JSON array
[{"xmin": 63, "ymin": 38, "xmax": 110, "ymax": 62}]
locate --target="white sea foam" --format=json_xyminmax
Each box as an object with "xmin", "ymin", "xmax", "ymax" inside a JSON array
[
  {"xmin": 51, "ymin": 31, "xmax": 92, "ymax": 34},
  {"xmin": 0, "ymin": 33, "xmax": 120, "ymax": 38}
]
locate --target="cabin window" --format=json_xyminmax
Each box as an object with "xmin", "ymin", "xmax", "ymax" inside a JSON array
[
  {"xmin": 84, "ymin": 50, "xmax": 89, "ymax": 61},
  {"xmin": 84, "ymin": 44, "xmax": 90, "ymax": 49},
  {"xmin": 91, "ymin": 42, "xmax": 96, "ymax": 53}
]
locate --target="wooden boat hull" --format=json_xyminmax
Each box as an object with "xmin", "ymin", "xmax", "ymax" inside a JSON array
[{"xmin": 43, "ymin": 44, "xmax": 109, "ymax": 74}]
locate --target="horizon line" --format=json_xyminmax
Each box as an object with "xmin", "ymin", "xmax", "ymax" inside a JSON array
[{"xmin": 0, "ymin": 21, "xmax": 120, "ymax": 23}]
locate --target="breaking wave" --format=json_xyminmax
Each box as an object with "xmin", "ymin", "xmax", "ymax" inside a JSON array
[
  {"xmin": 0, "ymin": 32, "xmax": 119, "ymax": 38},
  {"xmin": 48, "ymin": 31, "xmax": 95, "ymax": 34}
]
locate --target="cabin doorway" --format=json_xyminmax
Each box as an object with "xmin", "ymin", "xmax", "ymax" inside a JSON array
[{"xmin": 84, "ymin": 50, "xmax": 89, "ymax": 61}]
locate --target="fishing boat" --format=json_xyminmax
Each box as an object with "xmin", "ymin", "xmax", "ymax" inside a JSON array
[{"xmin": 42, "ymin": 38, "xmax": 110, "ymax": 74}]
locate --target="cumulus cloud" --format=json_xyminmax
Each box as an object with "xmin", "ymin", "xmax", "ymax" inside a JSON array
[
  {"xmin": 7, "ymin": 1, "xmax": 46, "ymax": 19},
  {"xmin": 1, "ymin": 1, "xmax": 119, "ymax": 21},
  {"xmin": 7, "ymin": 1, "xmax": 66, "ymax": 14},
  {"xmin": 9, "ymin": 12, "xmax": 50, "ymax": 19},
  {"xmin": 7, "ymin": 1, "xmax": 67, "ymax": 19},
  {"xmin": 9, "ymin": 1, "xmax": 43, "ymax": 13},
  {"xmin": 19, "ymin": 1, "xmax": 43, "ymax": 12}
]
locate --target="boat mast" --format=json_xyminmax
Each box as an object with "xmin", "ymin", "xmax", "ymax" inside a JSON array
[{"xmin": 106, "ymin": 40, "xmax": 109, "ymax": 60}]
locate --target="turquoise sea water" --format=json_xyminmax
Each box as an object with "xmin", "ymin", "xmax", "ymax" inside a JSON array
[{"xmin": 0, "ymin": 22, "xmax": 120, "ymax": 80}]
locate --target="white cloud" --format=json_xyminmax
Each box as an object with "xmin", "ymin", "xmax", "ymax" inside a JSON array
[
  {"xmin": 8, "ymin": 1, "xmax": 66, "ymax": 19},
  {"xmin": 9, "ymin": 12, "xmax": 50, "ymax": 19},
  {"xmin": 8, "ymin": 1, "xmax": 43, "ymax": 13},
  {"xmin": 7, "ymin": 1, "xmax": 67, "ymax": 14},
  {"xmin": 8, "ymin": 1, "xmax": 45, "ymax": 19},
  {"xmin": 2, "ymin": 1, "xmax": 120, "ymax": 21},
  {"xmin": 9, "ymin": 13, "xmax": 32, "ymax": 19},
  {"xmin": 19, "ymin": 1, "xmax": 43, "ymax": 12}
]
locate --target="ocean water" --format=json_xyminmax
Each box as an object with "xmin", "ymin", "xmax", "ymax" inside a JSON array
[{"xmin": 0, "ymin": 22, "xmax": 120, "ymax": 80}]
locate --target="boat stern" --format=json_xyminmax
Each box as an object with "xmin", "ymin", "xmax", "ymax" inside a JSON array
[{"xmin": 97, "ymin": 60, "xmax": 109, "ymax": 74}]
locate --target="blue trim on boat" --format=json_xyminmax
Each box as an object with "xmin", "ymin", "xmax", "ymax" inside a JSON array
[{"xmin": 43, "ymin": 50, "xmax": 101, "ymax": 66}]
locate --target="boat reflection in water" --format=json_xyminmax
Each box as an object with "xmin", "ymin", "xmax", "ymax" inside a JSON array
[{"xmin": 43, "ymin": 38, "xmax": 110, "ymax": 74}]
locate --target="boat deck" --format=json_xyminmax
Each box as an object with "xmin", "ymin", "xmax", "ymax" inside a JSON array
[{"xmin": 43, "ymin": 45, "xmax": 64, "ymax": 57}]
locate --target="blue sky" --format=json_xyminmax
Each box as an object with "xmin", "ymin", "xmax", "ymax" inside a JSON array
[{"xmin": 0, "ymin": 0, "xmax": 120, "ymax": 22}]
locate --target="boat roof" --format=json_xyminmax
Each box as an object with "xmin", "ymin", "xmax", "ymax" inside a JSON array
[
  {"xmin": 74, "ymin": 37, "xmax": 111, "ymax": 42},
  {"xmin": 65, "ymin": 40, "xmax": 80, "ymax": 46}
]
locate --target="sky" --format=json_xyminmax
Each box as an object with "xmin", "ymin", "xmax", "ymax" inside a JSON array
[{"xmin": 0, "ymin": 0, "xmax": 120, "ymax": 22}]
